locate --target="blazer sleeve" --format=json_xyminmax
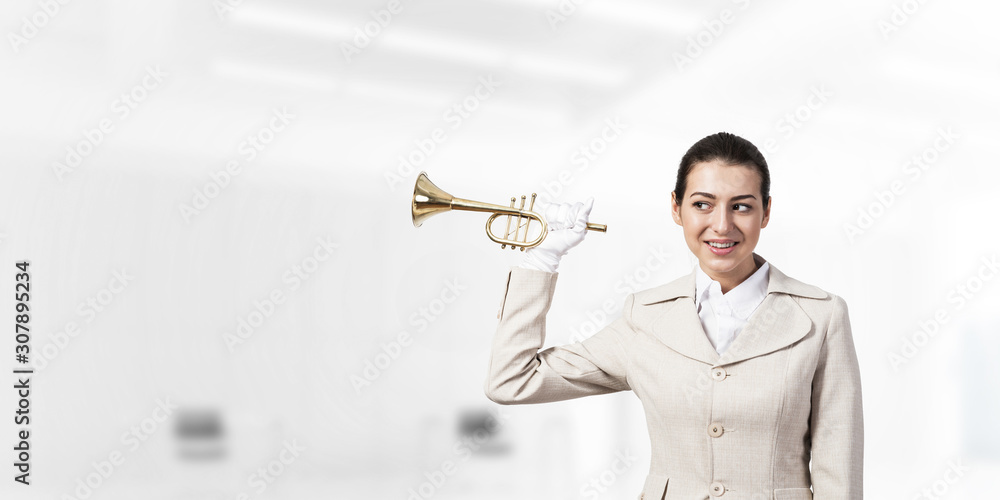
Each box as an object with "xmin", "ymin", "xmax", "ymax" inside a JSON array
[
  {"xmin": 483, "ymin": 266, "xmax": 632, "ymax": 405},
  {"xmin": 810, "ymin": 294, "xmax": 864, "ymax": 499}
]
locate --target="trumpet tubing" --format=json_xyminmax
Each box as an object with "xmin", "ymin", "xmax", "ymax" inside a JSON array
[{"xmin": 411, "ymin": 171, "xmax": 607, "ymax": 250}]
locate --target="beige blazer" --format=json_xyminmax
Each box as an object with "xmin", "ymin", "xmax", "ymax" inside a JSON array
[{"xmin": 484, "ymin": 254, "xmax": 863, "ymax": 500}]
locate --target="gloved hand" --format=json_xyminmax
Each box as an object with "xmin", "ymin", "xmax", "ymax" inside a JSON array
[{"xmin": 519, "ymin": 196, "xmax": 594, "ymax": 273}]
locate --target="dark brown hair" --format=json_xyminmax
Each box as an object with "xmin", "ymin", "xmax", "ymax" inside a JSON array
[{"xmin": 673, "ymin": 132, "xmax": 770, "ymax": 209}]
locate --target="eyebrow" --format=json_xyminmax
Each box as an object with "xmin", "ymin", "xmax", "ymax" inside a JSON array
[{"xmin": 690, "ymin": 191, "xmax": 758, "ymax": 202}]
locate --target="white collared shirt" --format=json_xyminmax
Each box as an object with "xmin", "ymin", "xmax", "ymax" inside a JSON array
[{"xmin": 694, "ymin": 261, "xmax": 771, "ymax": 355}]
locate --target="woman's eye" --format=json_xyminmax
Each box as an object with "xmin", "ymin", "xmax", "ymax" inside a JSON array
[
  {"xmin": 733, "ymin": 204, "xmax": 751, "ymax": 212},
  {"xmin": 693, "ymin": 202, "xmax": 709, "ymax": 209}
]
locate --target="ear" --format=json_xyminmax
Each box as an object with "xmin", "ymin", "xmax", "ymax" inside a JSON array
[
  {"xmin": 761, "ymin": 196, "xmax": 771, "ymax": 228},
  {"xmin": 670, "ymin": 191, "xmax": 683, "ymax": 226}
]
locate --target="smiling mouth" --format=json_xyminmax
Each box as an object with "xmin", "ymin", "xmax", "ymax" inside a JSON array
[{"xmin": 706, "ymin": 241, "xmax": 738, "ymax": 248}]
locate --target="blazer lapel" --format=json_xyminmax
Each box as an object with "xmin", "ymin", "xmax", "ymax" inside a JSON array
[
  {"xmin": 719, "ymin": 263, "xmax": 827, "ymax": 364},
  {"xmin": 633, "ymin": 268, "xmax": 721, "ymax": 365},
  {"xmin": 717, "ymin": 292, "xmax": 810, "ymax": 365},
  {"xmin": 633, "ymin": 255, "xmax": 828, "ymax": 367}
]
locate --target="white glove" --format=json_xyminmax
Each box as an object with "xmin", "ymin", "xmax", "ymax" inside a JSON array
[{"xmin": 519, "ymin": 197, "xmax": 594, "ymax": 273}]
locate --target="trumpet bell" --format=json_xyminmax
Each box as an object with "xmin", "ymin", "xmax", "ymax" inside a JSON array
[{"xmin": 411, "ymin": 172, "xmax": 454, "ymax": 228}]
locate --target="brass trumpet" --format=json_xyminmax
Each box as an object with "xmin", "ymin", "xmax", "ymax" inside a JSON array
[{"xmin": 411, "ymin": 172, "xmax": 607, "ymax": 250}]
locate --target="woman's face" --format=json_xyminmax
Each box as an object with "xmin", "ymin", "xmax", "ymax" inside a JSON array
[{"xmin": 671, "ymin": 159, "xmax": 771, "ymax": 285}]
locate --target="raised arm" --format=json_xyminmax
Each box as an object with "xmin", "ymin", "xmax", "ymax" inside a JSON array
[
  {"xmin": 810, "ymin": 294, "xmax": 864, "ymax": 498},
  {"xmin": 484, "ymin": 266, "xmax": 632, "ymax": 404},
  {"xmin": 483, "ymin": 196, "xmax": 631, "ymax": 404}
]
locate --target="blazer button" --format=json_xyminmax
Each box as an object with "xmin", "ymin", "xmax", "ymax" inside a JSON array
[
  {"xmin": 711, "ymin": 367, "xmax": 727, "ymax": 381},
  {"xmin": 710, "ymin": 481, "xmax": 726, "ymax": 496},
  {"xmin": 708, "ymin": 422, "xmax": 724, "ymax": 438}
]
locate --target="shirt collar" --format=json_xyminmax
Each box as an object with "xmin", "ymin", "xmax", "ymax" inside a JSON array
[
  {"xmin": 634, "ymin": 253, "xmax": 828, "ymax": 305},
  {"xmin": 695, "ymin": 259, "xmax": 770, "ymax": 315}
]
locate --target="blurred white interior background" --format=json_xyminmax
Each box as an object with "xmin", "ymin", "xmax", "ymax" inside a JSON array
[{"xmin": 1, "ymin": 0, "xmax": 999, "ymax": 499}]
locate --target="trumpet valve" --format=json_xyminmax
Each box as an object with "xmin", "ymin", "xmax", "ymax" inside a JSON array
[
  {"xmin": 521, "ymin": 193, "xmax": 537, "ymax": 251},
  {"xmin": 512, "ymin": 195, "xmax": 527, "ymax": 251},
  {"xmin": 501, "ymin": 197, "xmax": 516, "ymax": 249}
]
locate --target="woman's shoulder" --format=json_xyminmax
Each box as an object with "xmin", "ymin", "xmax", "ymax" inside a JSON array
[
  {"xmin": 767, "ymin": 263, "xmax": 853, "ymax": 323},
  {"xmin": 767, "ymin": 263, "xmax": 832, "ymax": 301}
]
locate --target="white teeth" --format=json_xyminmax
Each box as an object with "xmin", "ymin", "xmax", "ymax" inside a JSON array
[{"xmin": 708, "ymin": 241, "xmax": 735, "ymax": 248}]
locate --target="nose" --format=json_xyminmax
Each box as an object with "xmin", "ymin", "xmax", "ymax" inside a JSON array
[{"xmin": 712, "ymin": 206, "xmax": 733, "ymax": 234}]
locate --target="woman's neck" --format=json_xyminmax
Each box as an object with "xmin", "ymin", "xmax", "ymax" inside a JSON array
[{"xmin": 702, "ymin": 254, "xmax": 761, "ymax": 294}]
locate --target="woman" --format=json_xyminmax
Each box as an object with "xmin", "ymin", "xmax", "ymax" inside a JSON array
[{"xmin": 484, "ymin": 132, "xmax": 863, "ymax": 499}]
